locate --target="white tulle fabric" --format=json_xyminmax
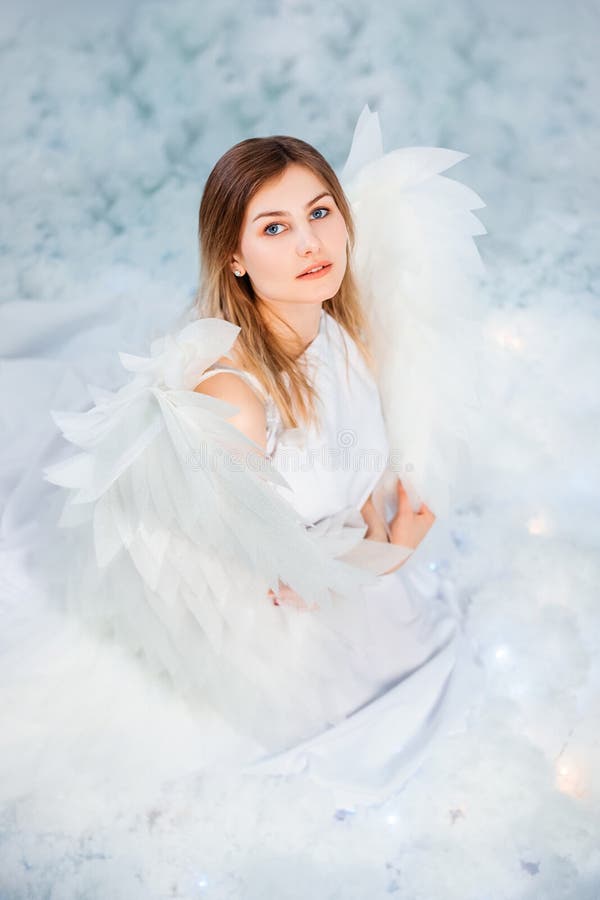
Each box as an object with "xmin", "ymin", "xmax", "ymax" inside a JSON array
[{"xmin": 41, "ymin": 104, "xmax": 488, "ymax": 803}]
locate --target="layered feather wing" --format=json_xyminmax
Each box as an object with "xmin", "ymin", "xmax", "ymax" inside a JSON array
[
  {"xmin": 339, "ymin": 104, "xmax": 488, "ymax": 519},
  {"xmin": 42, "ymin": 315, "xmax": 409, "ymax": 750}
]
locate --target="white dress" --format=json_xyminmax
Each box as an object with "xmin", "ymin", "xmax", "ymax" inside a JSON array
[{"xmin": 195, "ymin": 307, "xmax": 485, "ymax": 807}]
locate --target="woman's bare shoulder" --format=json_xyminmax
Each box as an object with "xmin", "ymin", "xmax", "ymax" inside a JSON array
[{"xmin": 193, "ymin": 356, "xmax": 267, "ymax": 451}]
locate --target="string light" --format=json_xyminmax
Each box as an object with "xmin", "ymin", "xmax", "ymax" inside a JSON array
[
  {"xmin": 494, "ymin": 329, "xmax": 524, "ymax": 351},
  {"xmin": 555, "ymin": 757, "xmax": 587, "ymax": 799},
  {"xmin": 527, "ymin": 515, "xmax": 551, "ymax": 536}
]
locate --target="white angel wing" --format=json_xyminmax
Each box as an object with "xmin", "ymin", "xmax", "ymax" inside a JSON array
[
  {"xmin": 339, "ymin": 104, "xmax": 488, "ymax": 519},
  {"xmin": 42, "ymin": 315, "xmax": 409, "ymax": 751}
]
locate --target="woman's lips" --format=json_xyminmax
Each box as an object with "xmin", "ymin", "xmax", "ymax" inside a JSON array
[{"xmin": 297, "ymin": 264, "xmax": 333, "ymax": 280}]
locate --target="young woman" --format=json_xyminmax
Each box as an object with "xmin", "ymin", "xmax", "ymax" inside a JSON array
[
  {"xmin": 193, "ymin": 143, "xmax": 436, "ymax": 604},
  {"xmin": 44, "ymin": 111, "xmax": 486, "ymax": 803}
]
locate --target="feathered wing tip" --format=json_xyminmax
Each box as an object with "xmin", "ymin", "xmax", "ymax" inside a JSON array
[
  {"xmin": 339, "ymin": 103, "xmax": 384, "ymax": 184},
  {"xmin": 339, "ymin": 104, "xmax": 488, "ymax": 519}
]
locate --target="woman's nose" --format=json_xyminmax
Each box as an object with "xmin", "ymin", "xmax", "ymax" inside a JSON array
[{"xmin": 296, "ymin": 224, "xmax": 321, "ymax": 255}]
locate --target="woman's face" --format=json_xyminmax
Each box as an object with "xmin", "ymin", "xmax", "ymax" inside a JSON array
[{"xmin": 232, "ymin": 163, "xmax": 349, "ymax": 309}]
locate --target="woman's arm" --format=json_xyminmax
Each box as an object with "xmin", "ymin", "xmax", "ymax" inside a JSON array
[
  {"xmin": 359, "ymin": 491, "xmax": 410, "ymax": 575},
  {"xmin": 196, "ymin": 372, "xmax": 299, "ymax": 609},
  {"xmin": 268, "ymin": 486, "xmax": 419, "ymax": 608},
  {"xmin": 360, "ymin": 479, "xmax": 436, "ymax": 575},
  {"xmin": 195, "ymin": 373, "xmax": 312, "ymax": 610}
]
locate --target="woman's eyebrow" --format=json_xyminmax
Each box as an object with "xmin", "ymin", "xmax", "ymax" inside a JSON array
[{"xmin": 252, "ymin": 191, "xmax": 333, "ymax": 222}]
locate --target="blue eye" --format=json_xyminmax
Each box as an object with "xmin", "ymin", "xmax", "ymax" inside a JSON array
[
  {"xmin": 264, "ymin": 223, "xmax": 285, "ymax": 236},
  {"xmin": 263, "ymin": 207, "xmax": 330, "ymax": 236}
]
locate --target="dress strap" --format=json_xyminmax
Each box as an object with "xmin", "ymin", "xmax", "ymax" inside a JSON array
[{"xmin": 196, "ymin": 364, "xmax": 268, "ymax": 404}]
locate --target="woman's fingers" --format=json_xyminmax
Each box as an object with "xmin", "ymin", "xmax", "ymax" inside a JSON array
[
  {"xmin": 396, "ymin": 479, "xmax": 408, "ymax": 503},
  {"xmin": 280, "ymin": 585, "xmax": 308, "ymax": 609},
  {"xmin": 419, "ymin": 502, "xmax": 435, "ymax": 520},
  {"xmin": 396, "ymin": 480, "xmax": 417, "ymax": 518},
  {"xmin": 267, "ymin": 582, "xmax": 317, "ymax": 611},
  {"xmin": 397, "ymin": 480, "xmax": 436, "ymax": 521}
]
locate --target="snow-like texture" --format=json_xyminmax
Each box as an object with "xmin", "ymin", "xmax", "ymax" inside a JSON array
[{"xmin": 1, "ymin": 0, "xmax": 598, "ymax": 897}]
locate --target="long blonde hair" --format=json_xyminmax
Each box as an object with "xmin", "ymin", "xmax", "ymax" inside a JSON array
[{"xmin": 195, "ymin": 133, "xmax": 374, "ymax": 430}]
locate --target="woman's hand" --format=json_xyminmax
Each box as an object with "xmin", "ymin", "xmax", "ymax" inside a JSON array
[
  {"xmin": 388, "ymin": 479, "xmax": 436, "ymax": 550},
  {"xmin": 267, "ymin": 580, "xmax": 319, "ymax": 612}
]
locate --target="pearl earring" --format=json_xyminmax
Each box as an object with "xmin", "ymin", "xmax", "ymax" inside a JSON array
[{"xmin": 234, "ymin": 270, "xmax": 242, "ymax": 277}]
